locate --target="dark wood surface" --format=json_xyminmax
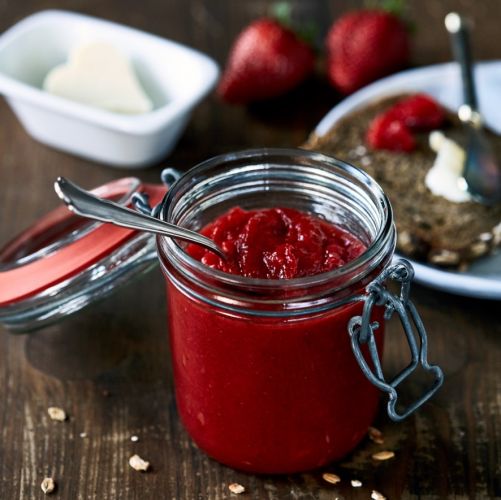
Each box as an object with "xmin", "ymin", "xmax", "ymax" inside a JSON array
[{"xmin": 1, "ymin": 1, "xmax": 500, "ymax": 498}]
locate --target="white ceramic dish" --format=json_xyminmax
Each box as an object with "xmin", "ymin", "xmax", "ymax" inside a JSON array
[
  {"xmin": 314, "ymin": 61, "xmax": 501, "ymax": 299},
  {"xmin": 0, "ymin": 10, "xmax": 219, "ymax": 168}
]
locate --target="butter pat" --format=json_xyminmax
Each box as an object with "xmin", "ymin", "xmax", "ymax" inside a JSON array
[
  {"xmin": 425, "ymin": 131, "xmax": 471, "ymax": 203},
  {"xmin": 44, "ymin": 42, "xmax": 153, "ymax": 114}
]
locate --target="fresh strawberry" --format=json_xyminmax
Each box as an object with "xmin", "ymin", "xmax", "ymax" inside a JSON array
[
  {"xmin": 366, "ymin": 94, "xmax": 444, "ymax": 152},
  {"xmin": 366, "ymin": 112, "xmax": 416, "ymax": 152},
  {"xmin": 326, "ymin": 10, "xmax": 409, "ymax": 94},
  {"xmin": 388, "ymin": 93, "xmax": 445, "ymax": 130},
  {"xmin": 217, "ymin": 18, "xmax": 314, "ymax": 104}
]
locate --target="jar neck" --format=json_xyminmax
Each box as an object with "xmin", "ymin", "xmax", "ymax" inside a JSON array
[{"xmin": 157, "ymin": 148, "xmax": 395, "ymax": 315}]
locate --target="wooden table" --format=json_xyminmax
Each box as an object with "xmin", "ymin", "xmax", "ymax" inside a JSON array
[{"xmin": 1, "ymin": 1, "xmax": 500, "ymax": 498}]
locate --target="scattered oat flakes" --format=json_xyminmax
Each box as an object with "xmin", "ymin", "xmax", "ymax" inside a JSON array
[
  {"xmin": 41, "ymin": 477, "xmax": 56, "ymax": 494},
  {"xmin": 130, "ymin": 435, "xmax": 139, "ymax": 442},
  {"xmin": 228, "ymin": 483, "xmax": 245, "ymax": 494},
  {"xmin": 129, "ymin": 454, "xmax": 150, "ymax": 472},
  {"xmin": 368, "ymin": 426, "xmax": 384, "ymax": 444},
  {"xmin": 322, "ymin": 472, "xmax": 341, "ymax": 485},
  {"xmin": 372, "ymin": 450, "xmax": 395, "ymax": 461},
  {"xmin": 371, "ymin": 490, "xmax": 387, "ymax": 500},
  {"xmin": 79, "ymin": 432, "xmax": 87, "ymax": 438},
  {"xmin": 351, "ymin": 479, "xmax": 362, "ymax": 487},
  {"xmin": 47, "ymin": 407, "xmax": 67, "ymax": 422}
]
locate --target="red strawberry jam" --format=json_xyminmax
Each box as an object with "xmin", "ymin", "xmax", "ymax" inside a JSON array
[
  {"xmin": 165, "ymin": 206, "xmax": 384, "ymax": 473},
  {"xmin": 187, "ymin": 207, "xmax": 366, "ymax": 278}
]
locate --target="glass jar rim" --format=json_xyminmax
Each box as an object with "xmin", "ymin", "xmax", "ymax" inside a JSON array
[{"xmin": 158, "ymin": 148, "xmax": 395, "ymax": 292}]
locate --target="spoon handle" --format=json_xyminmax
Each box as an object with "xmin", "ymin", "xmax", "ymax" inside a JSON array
[
  {"xmin": 54, "ymin": 177, "xmax": 225, "ymax": 258},
  {"xmin": 445, "ymin": 12, "xmax": 478, "ymax": 110}
]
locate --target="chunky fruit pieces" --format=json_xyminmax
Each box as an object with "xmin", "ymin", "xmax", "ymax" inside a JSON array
[
  {"xmin": 187, "ymin": 207, "xmax": 366, "ymax": 279},
  {"xmin": 367, "ymin": 94, "xmax": 445, "ymax": 152}
]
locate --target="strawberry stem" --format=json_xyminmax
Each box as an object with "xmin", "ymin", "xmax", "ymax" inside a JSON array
[
  {"xmin": 269, "ymin": 1, "xmax": 318, "ymax": 48},
  {"xmin": 381, "ymin": 0, "xmax": 405, "ymax": 16},
  {"xmin": 270, "ymin": 2, "xmax": 292, "ymax": 27},
  {"xmin": 365, "ymin": 0, "xmax": 405, "ymax": 16}
]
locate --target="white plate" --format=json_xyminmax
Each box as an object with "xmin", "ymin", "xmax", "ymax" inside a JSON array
[{"xmin": 314, "ymin": 61, "xmax": 501, "ymax": 299}]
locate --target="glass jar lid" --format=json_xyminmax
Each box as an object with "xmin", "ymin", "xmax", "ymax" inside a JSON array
[{"xmin": 0, "ymin": 177, "xmax": 166, "ymax": 332}]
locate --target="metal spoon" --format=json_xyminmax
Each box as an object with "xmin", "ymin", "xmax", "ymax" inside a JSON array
[
  {"xmin": 445, "ymin": 12, "xmax": 501, "ymax": 204},
  {"xmin": 54, "ymin": 177, "xmax": 226, "ymax": 259}
]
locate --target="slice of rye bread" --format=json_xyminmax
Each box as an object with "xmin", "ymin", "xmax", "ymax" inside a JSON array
[{"xmin": 303, "ymin": 94, "xmax": 501, "ymax": 267}]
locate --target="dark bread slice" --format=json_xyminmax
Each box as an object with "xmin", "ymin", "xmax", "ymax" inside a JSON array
[{"xmin": 303, "ymin": 95, "xmax": 501, "ymax": 267}]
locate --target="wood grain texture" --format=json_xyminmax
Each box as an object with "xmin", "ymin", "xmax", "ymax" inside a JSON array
[{"xmin": 1, "ymin": 1, "xmax": 500, "ymax": 498}]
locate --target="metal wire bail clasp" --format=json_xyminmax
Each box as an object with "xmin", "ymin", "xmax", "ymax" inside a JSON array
[
  {"xmin": 132, "ymin": 168, "xmax": 181, "ymax": 217},
  {"xmin": 348, "ymin": 259, "xmax": 444, "ymax": 421}
]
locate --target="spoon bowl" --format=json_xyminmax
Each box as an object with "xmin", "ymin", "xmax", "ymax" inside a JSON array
[
  {"xmin": 445, "ymin": 12, "xmax": 501, "ymax": 204},
  {"xmin": 463, "ymin": 120, "xmax": 501, "ymax": 203}
]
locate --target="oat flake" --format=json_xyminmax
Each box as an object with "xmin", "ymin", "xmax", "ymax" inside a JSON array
[
  {"xmin": 47, "ymin": 407, "xmax": 67, "ymax": 422},
  {"xmin": 368, "ymin": 426, "xmax": 384, "ymax": 444},
  {"xmin": 129, "ymin": 454, "xmax": 150, "ymax": 472},
  {"xmin": 351, "ymin": 479, "xmax": 362, "ymax": 487},
  {"xmin": 228, "ymin": 483, "xmax": 245, "ymax": 494},
  {"xmin": 322, "ymin": 472, "xmax": 341, "ymax": 484},
  {"xmin": 371, "ymin": 490, "xmax": 387, "ymax": 500},
  {"xmin": 372, "ymin": 450, "xmax": 395, "ymax": 461},
  {"xmin": 41, "ymin": 477, "xmax": 55, "ymax": 494}
]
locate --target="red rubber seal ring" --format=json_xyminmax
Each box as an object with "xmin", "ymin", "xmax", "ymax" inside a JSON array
[{"xmin": 0, "ymin": 178, "xmax": 165, "ymax": 306}]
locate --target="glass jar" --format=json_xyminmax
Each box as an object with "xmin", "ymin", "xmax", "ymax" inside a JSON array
[{"xmin": 156, "ymin": 149, "xmax": 443, "ymax": 474}]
